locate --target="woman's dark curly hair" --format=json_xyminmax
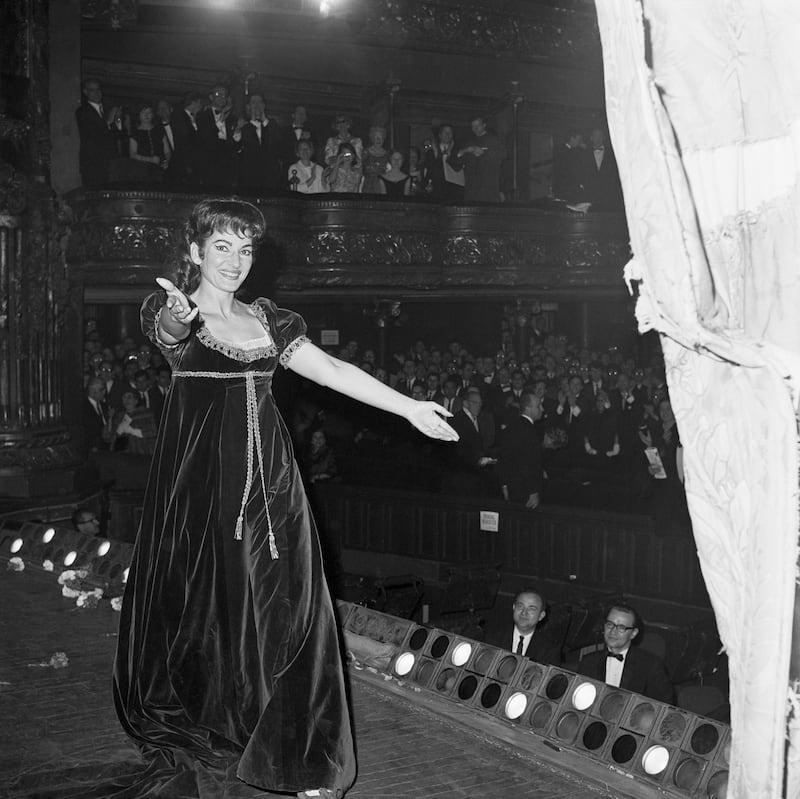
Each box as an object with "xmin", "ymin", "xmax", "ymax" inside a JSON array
[{"xmin": 173, "ymin": 198, "xmax": 266, "ymax": 294}]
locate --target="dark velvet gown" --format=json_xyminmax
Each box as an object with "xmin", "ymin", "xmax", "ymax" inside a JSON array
[{"xmin": 112, "ymin": 292, "xmax": 356, "ymax": 797}]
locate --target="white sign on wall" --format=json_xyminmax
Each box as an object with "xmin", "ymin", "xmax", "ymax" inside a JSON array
[
  {"xmin": 320, "ymin": 329, "xmax": 340, "ymax": 346},
  {"xmin": 479, "ymin": 511, "xmax": 499, "ymax": 533}
]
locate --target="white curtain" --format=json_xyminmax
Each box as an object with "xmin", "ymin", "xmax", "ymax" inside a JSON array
[{"xmin": 594, "ymin": 2, "xmax": 800, "ymax": 797}]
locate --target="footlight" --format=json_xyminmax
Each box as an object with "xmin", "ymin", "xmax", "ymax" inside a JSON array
[
  {"xmin": 450, "ymin": 641, "xmax": 473, "ymax": 667},
  {"xmin": 96, "ymin": 540, "xmax": 111, "ymax": 557},
  {"xmin": 394, "ymin": 652, "xmax": 416, "ymax": 676},
  {"xmin": 641, "ymin": 744, "xmax": 670, "ymax": 776},
  {"xmin": 503, "ymin": 691, "xmax": 528, "ymax": 720},
  {"xmin": 571, "ymin": 681, "xmax": 597, "ymax": 711},
  {"xmin": 10, "ymin": 537, "xmax": 24, "ymax": 553},
  {"xmin": 63, "ymin": 550, "xmax": 78, "ymax": 566},
  {"xmin": 42, "ymin": 528, "xmax": 56, "ymax": 543}
]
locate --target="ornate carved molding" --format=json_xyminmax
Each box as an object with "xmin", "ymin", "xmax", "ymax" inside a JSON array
[
  {"xmin": 65, "ymin": 190, "xmax": 630, "ymax": 298},
  {"xmin": 361, "ymin": 0, "xmax": 601, "ymax": 66}
]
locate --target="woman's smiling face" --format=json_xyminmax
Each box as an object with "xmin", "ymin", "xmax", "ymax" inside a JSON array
[{"xmin": 191, "ymin": 229, "xmax": 254, "ymax": 293}]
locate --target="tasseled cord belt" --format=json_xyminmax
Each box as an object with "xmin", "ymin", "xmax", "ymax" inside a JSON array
[{"xmin": 172, "ymin": 370, "xmax": 278, "ymax": 559}]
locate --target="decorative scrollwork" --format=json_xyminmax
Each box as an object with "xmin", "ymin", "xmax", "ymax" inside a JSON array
[
  {"xmin": 305, "ymin": 231, "xmax": 434, "ymax": 266},
  {"xmin": 361, "ymin": 0, "xmax": 600, "ymax": 65}
]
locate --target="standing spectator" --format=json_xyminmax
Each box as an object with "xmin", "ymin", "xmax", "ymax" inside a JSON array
[
  {"xmin": 128, "ymin": 104, "xmax": 168, "ymax": 183},
  {"xmin": 280, "ymin": 104, "xmax": 313, "ymax": 171},
  {"xmin": 324, "ymin": 142, "xmax": 362, "ymax": 193},
  {"xmin": 458, "ymin": 115, "xmax": 506, "ymax": 203},
  {"xmin": 111, "ymin": 390, "xmax": 158, "ymax": 456},
  {"xmin": 83, "ymin": 376, "xmax": 111, "ymax": 452},
  {"xmin": 361, "ymin": 125, "xmax": 389, "ymax": 194},
  {"xmin": 235, "ymin": 93, "xmax": 282, "ymax": 193},
  {"xmin": 75, "ymin": 78, "xmax": 120, "ymax": 187},
  {"xmin": 444, "ymin": 388, "xmax": 496, "ymax": 496},
  {"xmin": 552, "ymin": 129, "xmax": 590, "ymax": 202},
  {"xmin": 422, "ymin": 124, "xmax": 465, "ymax": 202},
  {"xmin": 585, "ymin": 127, "xmax": 624, "ymax": 210},
  {"xmin": 150, "ymin": 365, "xmax": 172, "ymax": 419},
  {"xmin": 155, "ymin": 99, "xmax": 175, "ymax": 163},
  {"xmin": 196, "ymin": 84, "xmax": 238, "ymax": 188},
  {"xmin": 303, "ymin": 429, "xmax": 339, "ymax": 485},
  {"xmin": 169, "ymin": 91, "xmax": 203, "ymax": 186},
  {"xmin": 407, "ymin": 146, "xmax": 424, "ymax": 195},
  {"xmin": 498, "ymin": 393, "xmax": 544, "ymax": 509},
  {"xmin": 324, "ymin": 114, "xmax": 363, "ymax": 166},
  {"xmin": 378, "ymin": 150, "xmax": 411, "ymax": 198},
  {"xmin": 287, "ymin": 140, "xmax": 327, "ymax": 194}
]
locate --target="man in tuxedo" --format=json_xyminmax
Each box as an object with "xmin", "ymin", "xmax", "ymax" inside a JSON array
[
  {"xmin": 576, "ymin": 604, "xmax": 674, "ymax": 703},
  {"xmin": 235, "ymin": 93, "xmax": 282, "ymax": 193},
  {"xmin": 498, "ymin": 393, "xmax": 543, "ymax": 509},
  {"xmin": 439, "ymin": 377, "xmax": 462, "ymax": 415},
  {"xmin": 75, "ymin": 79, "xmax": 120, "ymax": 187},
  {"xmin": 196, "ymin": 84, "xmax": 239, "ymax": 188},
  {"xmin": 169, "ymin": 91, "xmax": 204, "ymax": 187},
  {"xmin": 444, "ymin": 388, "xmax": 496, "ymax": 496},
  {"xmin": 281, "ymin": 104, "xmax": 313, "ymax": 173},
  {"xmin": 149, "ymin": 365, "xmax": 171, "ymax": 419},
  {"xmin": 585, "ymin": 127, "xmax": 624, "ymax": 210},
  {"xmin": 551, "ymin": 129, "xmax": 591, "ymax": 202},
  {"xmin": 83, "ymin": 377, "xmax": 110, "ymax": 452},
  {"xmin": 422, "ymin": 124, "xmax": 465, "ymax": 203},
  {"xmin": 484, "ymin": 588, "xmax": 561, "ymax": 666}
]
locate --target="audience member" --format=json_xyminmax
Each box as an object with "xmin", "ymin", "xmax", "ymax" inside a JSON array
[
  {"xmin": 75, "ymin": 78, "xmax": 120, "ymax": 187},
  {"xmin": 325, "ymin": 114, "xmax": 363, "ymax": 166},
  {"xmin": 576, "ymin": 604, "xmax": 674, "ymax": 703},
  {"xmin": 235, "ymin": 93, "xmax": 282, "ymax": 193},
  {"xmin": 287, "ymin": 140, "xmax": 327, "ymax": 194},
  {"xmin": 72, "ymin": 506, "xmax": 102, "ymax": 537},
  {"xmin": 498, "ymin": 393, "xmax": 543, "ymax": 509},
  {"xmin": 585, "ymin": 127, "xmax": 624, "ymax": 210},
  {"xmin": 128, "ymin": 104, "xmax": 168, "ymax": 182},
  {"xmin": 196, "ymin": 84, "xmax": 238, "ymax": 187},
  {"xmin": 551, "ymin": 129, "xmax": 591, "ymax": 203},
  {"xmin": 444, "ymin": 387, "xmax": 496, "ymax": 496},
  {"xmin": 111, "ymin": 390, "xmax": 158, "ymax": 455},
  {"xmin": 379, "ymin": 150, "xmax": 411, "ymax": 198},
  {"xmin": 304, "ymin": 429, "xmax": 339, "ymax": 484},
  {"xmin": 422, "ymin": 124, "xmax": 465, "ymax": 203},
  {"xmin": 484, "ymin": 588, "xmax": 561, "ymax": 665},
  {"xmin": 324, "ymin": 142, "xmax": 363, "ymax": 193},
  {"xmin": 83, "ymin": 376, "xmax": 111, "ymax": 452},
  {"xmin": 169, "ymin": 91, "xmax": 203, "ymax": 186},
  {"xmin": 155, "ymin": 99, "xmax": 175, "ymax": 161},
  {"xmin": 361, "ymin": 125, "xmax": 389, "ymax": 194},
  {"xmin": 458, "ymin": 115, "xmax": 506, "ymax": 203},
  {"xmin": 281, "ymin": 104, "xmax": 313, "ymax": 170},
  {"xmin": 407, "ymin": 146, "xmax": 424, "ymax": 195}
]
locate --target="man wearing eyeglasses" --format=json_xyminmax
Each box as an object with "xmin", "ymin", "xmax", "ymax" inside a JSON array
[{"xmin": 576, "ymin": 604, "xmax": 673, "ymax": 703}]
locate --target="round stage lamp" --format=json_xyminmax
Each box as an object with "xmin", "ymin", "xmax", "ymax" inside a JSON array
[
  {"xmin": 42, "ymin": 528, "xmax": 56, "ymax": 543},
  {"xmin": 450, "ymin": 642, "xmax": 472, "ymax": 667},
  {"xmin": 571, "ymin": 681, "xmax": 597, "ymax": 711},
  {"xmin": 394, "ymin": 652, "xmax": 416, "ymax": 676},
  {"xmin": 97, "ymin": 540, "xmax": 111, "ymax": 557},
  {"xmin": 10, "ymin": 538, "xmax": 23, "ymax": 553},
  {"xmin": 63, "ymin": 550, "xmax": 78, "ymax": 566},
  {"xmin": 641, "ymin": 744, "xmax": 670, "ymax": 775},
  {"xmin": 503, "ymin": 691, "xmax": 528, "ymax": 720}
]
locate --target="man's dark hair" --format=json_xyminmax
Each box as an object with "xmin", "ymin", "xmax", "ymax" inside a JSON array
[
  {"xmin": 606, "ymin": 603, "xmax": 641, "ymax": 632},
  {"xmin": 513, "ymin": 586, "xmax": 546, "ymax": 609}
]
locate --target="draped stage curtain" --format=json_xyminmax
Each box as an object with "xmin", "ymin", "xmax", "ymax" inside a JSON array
[{"xmin": 594, "ymin": 2, "xmax": 800, "ymax": 797}]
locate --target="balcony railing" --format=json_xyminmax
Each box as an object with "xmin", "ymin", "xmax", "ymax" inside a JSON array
[{"xmin": 65, "ymin": 189, "xmax": 630, "ymax": 301}]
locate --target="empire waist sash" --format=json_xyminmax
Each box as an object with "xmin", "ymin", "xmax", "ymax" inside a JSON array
[{"xmin": 171, "ymin": 370, "xmax": 277, "ymax": 558}]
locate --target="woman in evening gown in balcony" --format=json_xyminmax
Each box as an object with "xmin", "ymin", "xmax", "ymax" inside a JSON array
[{"xmin": 112, "ymin": 198, "xmax": 458, "ymax": 799}]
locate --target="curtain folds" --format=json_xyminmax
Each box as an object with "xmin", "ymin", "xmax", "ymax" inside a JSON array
[{"xmin": 594, "ymin": 2, "xmax": 800, "ymax": 796}]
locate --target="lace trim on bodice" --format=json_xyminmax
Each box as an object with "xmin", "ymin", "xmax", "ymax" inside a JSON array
[{"xmin": 196, "ymin": 303, "xmax": 278, "ymax": 363}]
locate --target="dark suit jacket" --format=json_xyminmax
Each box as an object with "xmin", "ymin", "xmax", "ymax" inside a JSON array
[
  {"xmin": 75, "ymin": 102, "xmax": 117, "ymax": 186},
  {"xmin": 422, "ymin": 145, "xmax": 465, "ymax": 203},
  {"xmin": 552, "ymin": 142, "xmax": 591, "ymax": 202},
  {"xmin": 576, "ymin": 647, "xmax": 674, "ymax": 704},
  {"xmin": 196, "ymin": 106, "xmax": 239, "ymax": 187},
  {"xmin": 168, "ymin": 108, "xmax": 202, "ymax": 185},
  {"xmin": 237, "ymin": 118, "xmax": 282, "ymax": 192},
  {"xmin": 497, "ymin": 414, "xmax": 542, "ymax": 502},
  {"xmin": 83, "ymin": 398, "xmax": 109, "ymax": 452},
  {"xmin": 586, "ymin": 145, "xmax": 623, "ymax": 209},
  {"xmin": 484, "ymin": 625, "xmax": 561, "ymax": 666}
]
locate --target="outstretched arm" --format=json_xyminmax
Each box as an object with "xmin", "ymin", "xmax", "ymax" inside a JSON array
[{"xmin": 286, "ymin": 341, "xmax": 458, "ymax": 442}]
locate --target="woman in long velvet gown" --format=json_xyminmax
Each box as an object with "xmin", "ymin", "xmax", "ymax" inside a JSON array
[{"xmin": 112, "ymin": 198, "xmax": 458, "ymax": 799}]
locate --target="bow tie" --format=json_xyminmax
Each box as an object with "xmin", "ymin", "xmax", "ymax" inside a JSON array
[
  {"xmin": 606, "ymin": 650, "xmax": 624, "ymax": 661},
  {"xmin": 594, "ymin": 146, "xmax": 604, "ymax": 152}
]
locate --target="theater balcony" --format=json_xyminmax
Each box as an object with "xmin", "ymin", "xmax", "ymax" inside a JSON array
[{"xmin": 64, "ymin": 189, "xmax": 630, "ymax": 304}]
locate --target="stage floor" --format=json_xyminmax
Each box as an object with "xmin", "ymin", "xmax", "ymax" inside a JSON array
[{"xmin": 1, "ymin": 563, "xmax": 651, "ymax": 799}]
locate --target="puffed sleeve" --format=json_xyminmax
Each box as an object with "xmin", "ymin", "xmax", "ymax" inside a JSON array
[
  {"xmin": 261, "ymin": 298, "xmax": 310, "ymax": 368},
  {"xmin": 140, "ymin": 291, "xmax": 189, "ymax": 367}
]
